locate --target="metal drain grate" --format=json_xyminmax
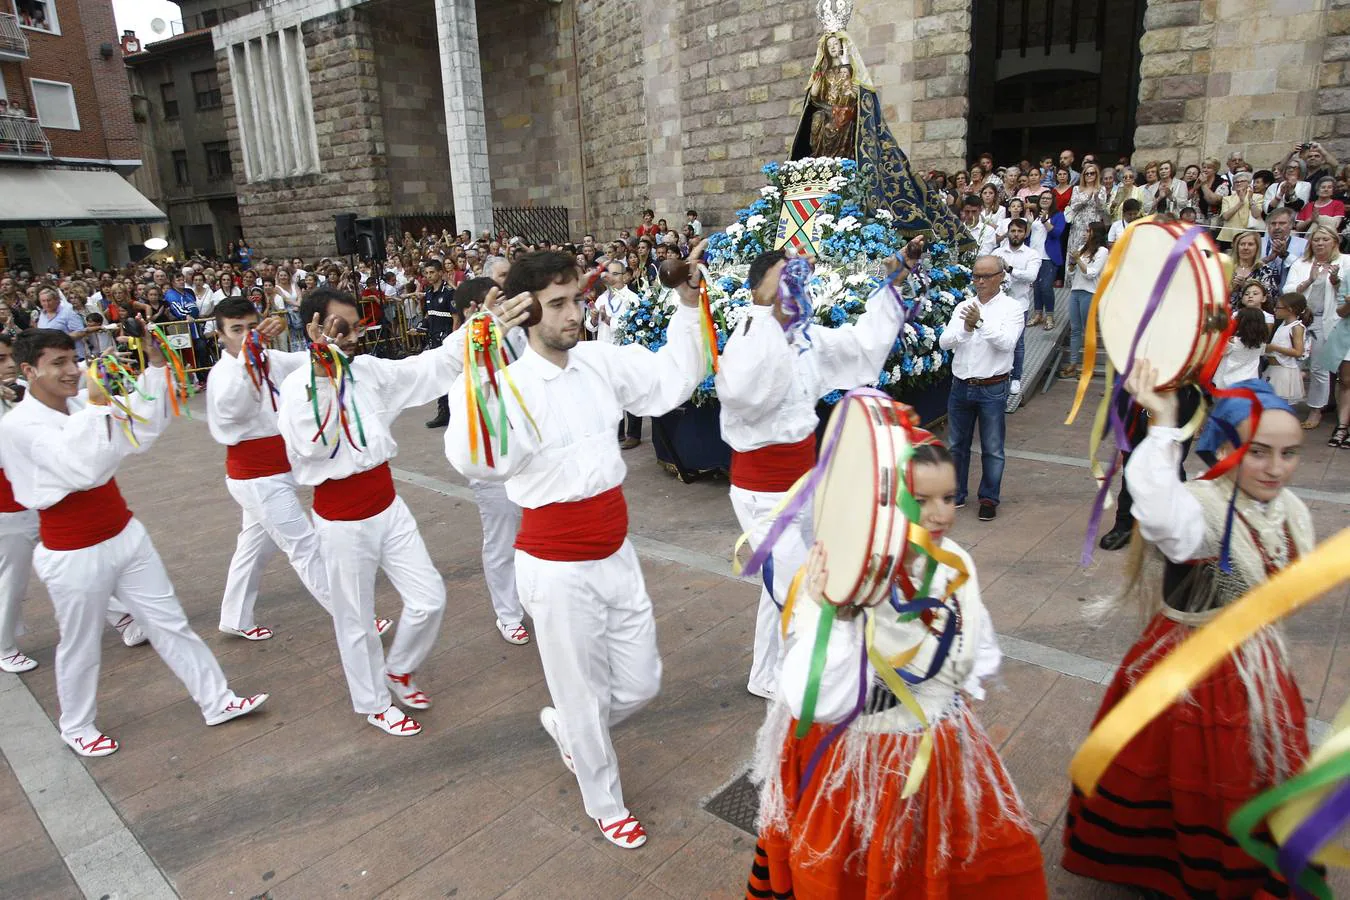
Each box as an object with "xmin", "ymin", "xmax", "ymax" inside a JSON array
[{"xmin": 703, "ymin": 771, "xmax": 761, "ymax": 835}]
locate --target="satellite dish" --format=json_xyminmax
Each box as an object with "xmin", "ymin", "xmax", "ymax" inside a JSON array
[
  {"xmin": 144, "ymin": 237, "xmax": 169, "ymax": 251},
  {"xmin": 150, "ymin": 18, "xmax": 167, "ymax": 34}
]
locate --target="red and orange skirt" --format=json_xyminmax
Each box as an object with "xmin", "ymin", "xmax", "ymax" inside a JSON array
[
  {"xmin": 1062, "ymin": 614, "xmax": 1309, "ymax": 899},
  {"xmin": 747, "ymin": 702, "xmax": 1046, "ymax": 899}
]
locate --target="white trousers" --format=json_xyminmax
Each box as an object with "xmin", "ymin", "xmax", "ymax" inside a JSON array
[
  {"xmin": 32, "ymin": 518, "xmax": 232, "ymax": 741},
  {"xmin": 729, "ymin": 485, "xmax": 811, "ymax": 697},
  {"xmin": 1309, "ymin": 325, "xmax": 1334, "ymax": 409},
  {"xmin": 516, "ymin": 540, "xmax": 662, "ymax": 821},
  {"xmin": 468, "ymin": 479, "xmax": 522, "ymax": 627},
  {"xmin": 219, "ymin": 473, "xmax": 331, "ymax": 631},
  {"xmin": 314, "ymin": 497, "xmax": 446, "ymax": 715},
  {"xmin": 0, "ymin": 510, "xmax": 138, "ymax": 656}
]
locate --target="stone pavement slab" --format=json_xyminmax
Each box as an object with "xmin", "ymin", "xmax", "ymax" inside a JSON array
[{"xmin": 0, "ymin": 382, "xmax": 1345, "ymax": 899}]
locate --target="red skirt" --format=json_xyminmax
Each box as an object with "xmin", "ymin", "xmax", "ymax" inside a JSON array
[
  {"xmin": 1062, "ymin": 613, "xmax": 1308, "ymax": 899},
  {"xmin": 748, "ymin": 704, "xmax": 1047, "ymax": 900}
]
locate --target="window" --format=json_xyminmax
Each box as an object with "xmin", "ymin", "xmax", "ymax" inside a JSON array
[
  {"xmin": 29, "ymin": 79, "xmax": 78, "ymax": 130},
  {"xmin": 172, "ymin": 149, "xmax": 190, "ymax": 186},
  {"xmin": 227, "ymin": 26, "xmax": 319, "ymax": 182},
  {"xmin": 192, "ymin": 69, "xmax": 221, "ymax": 110},
  {"xmin": 200, "ymin": 8, "xmax": 220, "ymax": 28},
  {"xmin": 204, "ymin": 141, "xmax": 232, "ymax": 179},
  {"xmin": 13, "ymin": 0, "xmax": 58, "ymax": 34},
  {"xmin": 161, "ymin": 82, "xmax": 178, "ymax": 120}
]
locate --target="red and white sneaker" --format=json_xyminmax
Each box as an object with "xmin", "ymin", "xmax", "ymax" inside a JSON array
[
  {"xmin": 63, "ymin": 733, "xmax": 119, "ymax": 758},
  {"xmin": 596, "ymin": 813, "xmax": 647, "ymax": 849},
  {"xmin": 218, "ymin": 625, "xmax": 274, "ymax": 641},
  {"xmin": 367, "ymin": 706, "xmax": 421, "ymax": 736},
  {"xmin": 386, "ymin": 671, "xmax": 431, "ymax": 710},
  {"xmin": 205, "ymin": 692, "xmax": 269, "ymax": 726},
  {"xmin": 374, "ymin": 617, "xmax": 394, "ymax": 637},
  {"xmin": 0, "ymin": 651, "xmax": 37, "ymax": 673},
  {"xmin": 497, "ymin": 621, "xmax": 530, "ymax": 646},
  {"xmin": 113, "ymin": 614, "xmax": 148, "ymax": 647},
  {"xmin": 539, "ymin": 707, "xmax": 574, "ymax": 774}
]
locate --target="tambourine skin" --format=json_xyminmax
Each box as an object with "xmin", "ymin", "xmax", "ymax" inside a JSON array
[
  {"xmin": 1096, "ymin": 220, "xmax": 1229, "ymax": 390},
  {"xmin": 813, "ymin": 395, "xmax": 913, "ymax": 609}
]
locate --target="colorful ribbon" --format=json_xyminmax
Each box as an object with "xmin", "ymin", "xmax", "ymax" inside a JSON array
[
  {"xmin": 242, "ymin": 329, "xmax": 280, "ymax": 411},
  {"xmin": 308, "ymin": 343, "xmax": 366, "ymax": 456},
  {"xmin": 86, "ymin": 351, "xmax": 151, "ymax": 447},
  {"xmin": 144, "ymin": 324, "xmax": 193, "ymax": 418},
  {"xmin": 777, "ymin": 256, "xmax": 814, "ymax": 350},
  {"xmin": 461, "ymin": 312, "xmax": 539, "ymax": 467},
  {"xmin": 697, "ymin": 274, "xmax": 720, "ymax": 376},
  {"xmin": 1069, "ymin": 527, "xmax": 1350, "ymax": 798}
]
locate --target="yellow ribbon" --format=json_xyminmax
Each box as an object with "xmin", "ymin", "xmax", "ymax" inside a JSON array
[
  {"xmin": 864, "ymin": 609, "xmax": 934, "ymax": 798},
  {"xmin": 906, "ymin": 522, "xmax": 969, "ymax": 602},
  {"xmin": 780, "ymin": 567, "xmax": 805, "ymax": 640},
  {"xmin": 1066, "ymin": 220, "xmax": 1140, "ymax": 425},
  {"xmin": 1070, "ymin": 528, "xmax": 1350, "ymax": 796}
]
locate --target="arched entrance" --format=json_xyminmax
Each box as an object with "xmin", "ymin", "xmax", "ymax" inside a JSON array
[{"xmin": 968, "ymin": 0, "xmax": 1147, "ymax": 165}]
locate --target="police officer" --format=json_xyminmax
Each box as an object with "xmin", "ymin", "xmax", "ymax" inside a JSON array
[{"xmin": 422, "ymin": 258, "xmax": 458, "ymax": 429}]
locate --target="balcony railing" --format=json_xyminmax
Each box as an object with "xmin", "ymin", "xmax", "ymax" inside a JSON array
[
  {"xmin": 0, "ymin": 116, "xmax": 52, "ymax": 160},
  {"xmin": 0, "ymin": 13, "xmax": 30, "ymax": 60}
]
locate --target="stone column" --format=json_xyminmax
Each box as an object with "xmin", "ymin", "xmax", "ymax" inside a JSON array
[
  {"xmin": 641, "ymin": 6, "xmax": 684, "ymax": 221},
  {"xmin": 1133, "ymin": 0, "xmax": 1210, "ymax": 166},
  {"xmin": 434, "ymin": 0, "xmax": 493, "ymax": 236}
]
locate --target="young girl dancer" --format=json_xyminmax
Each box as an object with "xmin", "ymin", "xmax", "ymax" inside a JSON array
[
  {"xmin": 747, "ymin": 439, "xmax": 1046, "ymax": 899},
  {"xmin": 1266, "ymin": 292, "xmax": 1310, "ymax": 404},
  {"xmin": 1062, "ymin": 364, "xmax": 1314, "ymax": 899}
]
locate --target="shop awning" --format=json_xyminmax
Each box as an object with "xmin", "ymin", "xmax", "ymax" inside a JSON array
[{"xmin": 0, "ymin": 167, "xmax": 167, "ymax": 226}]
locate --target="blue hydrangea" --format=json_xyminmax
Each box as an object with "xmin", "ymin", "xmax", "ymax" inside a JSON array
[{"xmin": 762, "ymin": 162, "xmax": 780, "ymax": 177}]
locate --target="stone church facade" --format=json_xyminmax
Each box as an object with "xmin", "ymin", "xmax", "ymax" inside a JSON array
[{"xmin": 211, "ymin": 0, "xmax": 1350, "ymax": 257}]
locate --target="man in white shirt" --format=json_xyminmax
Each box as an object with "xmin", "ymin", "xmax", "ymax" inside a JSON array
[
  {"xmin": 961, "ymin": 196, "xmax": 997, "ymax": 256},
  {"xmin": 445, "ymin": 248, "xmax": 708, "ymax": 849},
  {"xmin": 0, "ymin": 329, "xmax": 266, "ymax": 756},
  {"xmin": 207, "ymin": 296, "xmax": 391, "ymax": 643},
  {"xmin": 715, "ymin": 243, "xmax": 919, "ymax": 699},
  {"xmin": 992, "ymin": 219, "xmax": 1039, "ymax": 406},
  {"xmin": 938, "ymin": 256, "xmax": 1024, "ymax": 521},
  {"xmin": 587, "ymin": 261, "xmax": 644, "ymax": 448}
]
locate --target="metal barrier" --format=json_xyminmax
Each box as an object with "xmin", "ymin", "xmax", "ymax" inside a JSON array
[{"xmin": 383, "ymin": 206, "xmax": 571, "ymax": 246}]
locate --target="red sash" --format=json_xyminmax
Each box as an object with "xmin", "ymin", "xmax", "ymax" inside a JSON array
[
  {"xmin": 38, "ymin": 480, "xmax": 133, "ymax": 551},
  {"xmin": 225, "ymin": 435, "xmax": 292, "ymax": 480},
  {"xmin": 730, "ymin": 434, "xmax": 817, "ymax": 493},
  {"xmin": 515, "ymin": 486, "xmax": 628, "ymax": 562},
  {"xmin": 0, "ymin": 469, "xmax": 24, "ymax": 514},
  {"xmin": 312, "ymin": 462, "xmax": 396, "ymax": 522}
]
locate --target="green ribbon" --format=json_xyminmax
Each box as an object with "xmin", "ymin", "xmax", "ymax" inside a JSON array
[
  {"xmin": 795, "ymin": 602, "xmax": 837, "ymax": 739},
  {"xmin": 1228, "ymin": 749, "xmax": 1350, "ymax": 900}
]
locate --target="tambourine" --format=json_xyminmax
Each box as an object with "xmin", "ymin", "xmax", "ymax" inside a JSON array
[
  {"xmin": 811, "ymin": 393, "xmax": 916, "ymax": 608},
  {"xmin": 1096, "ymin": 219, "xmax": 1229, "ymax": 390}
]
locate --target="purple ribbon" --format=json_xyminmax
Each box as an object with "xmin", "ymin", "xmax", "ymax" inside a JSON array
[
  {"xmin": 796, "ymin": 630, "xmax": 869, "ymax": 802},
  {"xmin": 741, "ymin": 387, "xmax": 889, "ymax": 579},
  {"xmin": 778, "ymin": 257, "xmax": 815, "ymax": 350},
  {"xmin": 1079, "ymin": 225, "xmax": 1204, "ymax": 567},
  {"xmin": 1277, "ymin": 777, "xmax": 1350, "ymax": 895}
]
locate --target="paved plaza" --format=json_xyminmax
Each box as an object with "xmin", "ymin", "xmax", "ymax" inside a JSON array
[{"xmin": 0, "ymin": 382, "xmax": 1346, "ymax": 900}]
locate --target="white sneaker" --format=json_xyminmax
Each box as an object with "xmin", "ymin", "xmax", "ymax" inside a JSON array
[
  {"xmin": 1010, "ymin": 379, "xmax": 1021, "ymax": 395},
  {"xmin": 596, "ymin": 812, "xmax": 648, "ymax": 849},
  {"xmin": 0, "ymin": 651, "xmax": 37, "ymax": 673},
  {"xmin": 497, "ymin": 620, "xmax": 530, "ymax": 645},
  {"xmin": 540, "ymin": 707, "xmax": 575, "ymax": 773},
  {"xmin": 114, "ymin": 614, "xmax": 148, "ymax": 647},
  {"xmin": 63, "ymin": 732, "xmax": 119, "ymax": 757},
  {"xmin": 205, "ymin": 692, "xmax": 269, "ymax": 726},
  {"xmin": 367, "ymin": 705, "xmax": 422, "ymax": 736}
]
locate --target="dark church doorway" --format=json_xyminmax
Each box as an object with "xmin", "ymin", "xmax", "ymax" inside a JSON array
[{"xmin": 968, "ymin": 0, "xmax": 1147, "ymax": 166}]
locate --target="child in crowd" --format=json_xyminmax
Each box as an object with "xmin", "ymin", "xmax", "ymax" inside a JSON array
[
  {"xmin": 1266, "ymin": 292, "xmax": 1310, "ymax": 403},
  {"xmin": 1215, "ymin": 307, "xmax": 1266, "ymax": 388}
]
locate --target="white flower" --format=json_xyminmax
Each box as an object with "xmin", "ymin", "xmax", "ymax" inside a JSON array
[
  {"xmin": 875, "ymin": 209, "xmax": 894, "ymax": 221},
  {"xmin": 815, "ymin": 213, "xmax": 835, "ymax": 227},
  {"xmin": 725, "ymin": 305, "xmax": 750, "ymax": 332},
  {"xmin": 726, "ymin": 222, "xmax": 745, "ymax": 237},
  {"xmin": 890, "ymin": 364, "xmax": 903, "ymax": 380},
  {"xmin": 903, "ymin": 323, "xmax": 917, "ymax": 343},
  {"xmin": 837, "ymin": 216, "xmax": 859, "ymax": 232},
  {"xmin": 745, "ymin": 214, "xmax": 767, "ymax": 229},
  {"xmin": 760, "ymin": 186, "xmax": 780, "ymax": 198},
  {"xmin": 845, "ymin": 271, "xmax": 870, "ymax": 286}
]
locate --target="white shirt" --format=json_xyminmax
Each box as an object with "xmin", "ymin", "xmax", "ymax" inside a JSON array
[
  {"xmin": 1285, "ymin": 255, "xmax": 1350, "ymax": 325},
  {"xmin": 716, "ymin": 285, "xmax": 902, "ymax": 452},
  {"xmin": 589, "ymin": 286, "xmax": 639, "ymax": 346},
  {"xmin": 445, "ymin": 304, "xmax": 704, "ymax": 508},
  {"xmin": 0, "ymin": 371, "xmax": 170, "ymax": 510},
  {"xmin": 1215, "ymin": 338, "xmax": 1263, "ymax": 388},
  {"xmin": 1108, "ymin": 219, "xmax": 1128, "ymax": 244},
  {"xmin": 938, "ymin": 290, "xmax": 1023, "ymax": 381},
  {"xmin": 1070, "ymin": 246, "xmax": 1109, "ymax": 293},
  {"xmin": 1266, "ymin": 180, "xmax": 1311, "ymax": 213},
  {"xmin": 1028, "ymin": 216, "xmax": 1049, "ymax": 257},
  {"xmin": 992, "ymin": 242, "xmax": 1040, "ymax": 312},
  {"xmin": 966, "ymin": 221, "xmax": 998, "ymax": 256},
  {"xmin": 207, "ymin": 347, "xmax": 309, "ymax": 446},
  {"xmin": 278, "ymin": 337, "xmax": 465, "ymax": 485}
]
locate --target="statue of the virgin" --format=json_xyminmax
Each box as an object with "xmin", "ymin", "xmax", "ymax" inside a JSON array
[{"xmin": 790, "ymin": 1, "xmax": 970, "ymax": 251}]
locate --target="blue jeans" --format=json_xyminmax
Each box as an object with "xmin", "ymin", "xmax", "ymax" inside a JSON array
[
  {"xmin": 1033, "ymin": 259, "xmax": 1056, "ymax": 314},
  {"xmin": 946, "ymin": 377, "xmax": 1009, "ymax": 506},
  {"xmin": 1069, "ymin": 289, "xmax": 1093, "ymax": 364},
  {"xmin": 1011, "ymin": 309, "xmax": 1028, "ymax": 381}
]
